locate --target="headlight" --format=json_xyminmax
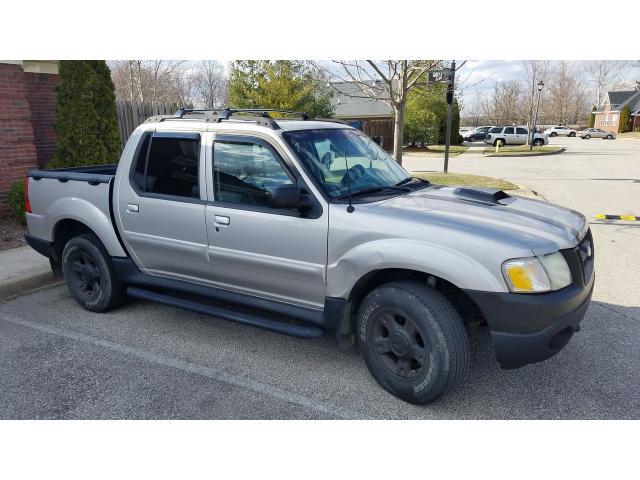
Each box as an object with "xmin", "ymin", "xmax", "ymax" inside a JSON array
[
  {"xmin": 539, "ymin": 252, "xmax": 572, "ymax": 290},
  {"xmin": 502, "ymin": 252, "xmax": 571, "ymax": 293}
]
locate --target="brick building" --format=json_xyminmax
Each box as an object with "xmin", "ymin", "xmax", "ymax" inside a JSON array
[
  {"xmin": 593, "ymin": 90, "xmax": 640, "ymax": 133},
  {"xmin": 0, "ymin": 60, "xmax": 58, "ymax": 213}
]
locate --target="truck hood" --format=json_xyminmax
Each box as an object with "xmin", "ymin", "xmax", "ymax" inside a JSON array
[{"xmin": 370, "ymin": 186, "xmax": 587, "ymax": 256}]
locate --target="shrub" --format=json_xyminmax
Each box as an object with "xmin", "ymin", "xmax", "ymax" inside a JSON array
[
  {"xmin": 635, "ymin": 127, "xmax": 640, "ymax": 133},
  {"xmin": 7, "ymin": 179, "xmax": 26, "ymax": 223}
]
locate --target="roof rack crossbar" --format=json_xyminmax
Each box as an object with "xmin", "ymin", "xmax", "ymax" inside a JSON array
[{"xmin": 147, "ymin": 107, "xmax": 332, "ymax": 130}]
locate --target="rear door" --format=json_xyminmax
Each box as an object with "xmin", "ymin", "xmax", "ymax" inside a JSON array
[
  {"xmin": 117, "ymin": 130, "xmax": 211, "ymax": 282},
  {"xmin": 515, "ymin": 127, "xmax": 528, "ymax": 144},
  {"xmin": 204, "ymin": 133, "xmax": 328, "ymax": 309},
  {"xmin": 503, "ymin": 126, "xmax": 516, "ymax": 144}
]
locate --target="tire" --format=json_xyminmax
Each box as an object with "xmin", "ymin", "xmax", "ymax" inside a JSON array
[
  {"xmin": 550, "ymin": 132, "xmax": 557, "ymax": 137},
  {"xmin": 357, "ymin": 281, "xmax": 470, "ymax": 404},
  {"xmin": 494, "ymin": 139, "xmax": 505, "ymax": 147},
  {"xmin": 569, "ymin": 132, "xmax": 576, "ymax": 137},
  {"xmin": 584, "ymin": 134, "xmax": 591, "ymax": 139},
  {"xmin": 61, "ymin": 233, "xmax": 127, "ymax": 312},
  {"xmin": 606, "ymin": 134, "xmax": 613, "ymax": 140},
  {"xmin": 533, "ymin": 138, "xmax": 544, "ymax": 146}
]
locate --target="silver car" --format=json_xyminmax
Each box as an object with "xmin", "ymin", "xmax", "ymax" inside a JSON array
[
  {"xmin": 544, "ymin": 126, "xmax": 577, "ymax": 137},
  {"xmin": 24, "ymin": 108, "xmax": 594, "ymax": 404},
  {"xmin": 579, "ymin": 128, "xmax": 615, "ymax": 140}
]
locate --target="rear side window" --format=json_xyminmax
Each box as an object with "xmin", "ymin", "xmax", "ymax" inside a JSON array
[
  {"xmin": 504, "ymin": 127, "xmax": 514, "ymax": 134},
  {"xmin": 489, "ymin": 127, "xmax": 503, "ymax": 133},
  {"xmin": 516, "ymin": 127, "xmax": 528, "ymax": 134},
  {"xmin": 132, "ymin": 133, "xmax": 200, "ymax": 199}
]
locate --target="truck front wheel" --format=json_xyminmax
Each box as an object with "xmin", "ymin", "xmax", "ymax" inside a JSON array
[
  {"xmin": 61, "ymin": 233, "xmax": 127, "ymax": 312},
  {"xmin": 357, "ymin": 281, "xmax": 469, "ymax": 404}
]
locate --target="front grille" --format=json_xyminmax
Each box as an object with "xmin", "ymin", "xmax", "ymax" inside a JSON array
[{"xmin": 577, "ymin": 229, "xmax": 594, "ymax": 283}]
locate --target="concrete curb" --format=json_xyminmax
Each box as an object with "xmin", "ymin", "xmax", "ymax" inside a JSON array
[
  {"xmin": 484, "ymin": 147, "xmax": 566, "ymax": 158},
  {"xmin": 0, "ymin": 271, "xmax": 62, "ymax": 302}
]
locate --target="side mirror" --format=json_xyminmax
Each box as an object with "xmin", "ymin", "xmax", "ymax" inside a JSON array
[{"xmin": 269, "ymin": 184, "xmax": 303, "ymax": 209}]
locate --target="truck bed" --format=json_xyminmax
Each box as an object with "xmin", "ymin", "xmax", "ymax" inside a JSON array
[{"xmin": 26, "ymin": 164, "xmax": 126, "ymax": 257}]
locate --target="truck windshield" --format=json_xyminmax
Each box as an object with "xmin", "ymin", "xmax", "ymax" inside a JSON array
[{"xmin": 283, "ymin": 128, "xmax": 410, "ymax": 199}]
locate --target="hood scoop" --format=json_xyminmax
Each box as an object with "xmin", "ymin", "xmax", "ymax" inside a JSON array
[{"xmin": 452, "ymin": 187, "xmax": 515, "ymax": 206}]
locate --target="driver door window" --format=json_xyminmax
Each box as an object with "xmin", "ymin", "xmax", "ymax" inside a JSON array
[{"xmin": 213, "ymin": 140, "xmax": 293, "ymax": 208}]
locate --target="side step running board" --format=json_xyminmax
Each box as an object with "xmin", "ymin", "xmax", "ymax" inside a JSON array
[{"xmin": 127, "ymin": 286, "xmax": 323, "ymax": 339}]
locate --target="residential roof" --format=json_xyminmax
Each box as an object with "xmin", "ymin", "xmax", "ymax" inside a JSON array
[
  {"xmin": 329, "ymin": 81, "xmax": 394, "ymax": 119},
  {"xmin": 597, "ymin": 90, "xmax": 640, "ymax": 113}
]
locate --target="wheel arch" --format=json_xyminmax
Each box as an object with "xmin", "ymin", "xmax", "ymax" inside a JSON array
[
  {"xmin": 51, "ymin": 219, "xmax": 103, "ymax": 264},
  {"xmin": 340, "ymin": 268, "xmax": 486, "ymax": 339}
]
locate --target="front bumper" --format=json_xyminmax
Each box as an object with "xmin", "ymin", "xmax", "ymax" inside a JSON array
[{"xmin": 465, "ymin": 231, "xmax": 595, "ymax": 369}]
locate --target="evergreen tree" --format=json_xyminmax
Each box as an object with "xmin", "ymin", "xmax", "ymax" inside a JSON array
[
  {"xmin": 227, "ymin": 61, "xmax": 334, "ymax": 118},
  {"xmin": 49, "ymin": 61, "xmax": 121, "ymax": 168},
  {"xmin": 588, "ymin": 106, "xmax": 596, "ymax": 128},
  {"xmin": 404, "ymin": 83, "xmax": 446, "ymax": 145},
  {"xmin": 619, "ymin": 105, "xmax": 631, "ymax": 133}
]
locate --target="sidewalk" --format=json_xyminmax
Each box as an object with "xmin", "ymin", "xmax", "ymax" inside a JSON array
[{"xmin": 0, "ymin": 246, "xmax": 60, "ymax": 300}]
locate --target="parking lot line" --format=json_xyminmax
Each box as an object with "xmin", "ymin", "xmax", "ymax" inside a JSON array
[{"xmin": 0, "ymin": 313, "xmax": 366, "ymax": 420}]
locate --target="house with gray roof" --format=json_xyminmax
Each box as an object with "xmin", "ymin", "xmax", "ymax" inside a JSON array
[
  {"xmin": 593, "ymin": 90, "xmax": 640, "ymax": 133},
  {"xmin": 329, "ymin": 81, "xmax": 395, "ymax": 151}
]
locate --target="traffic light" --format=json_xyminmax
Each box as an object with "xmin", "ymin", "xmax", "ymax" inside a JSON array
[{"xmin": 446, "ymin": 82, "xmax": 454, "ymax": 105}]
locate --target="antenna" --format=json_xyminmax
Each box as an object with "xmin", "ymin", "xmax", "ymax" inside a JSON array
[{"xmin": 344, "ymin": 151, "xmax": 354, "ymax": 213}]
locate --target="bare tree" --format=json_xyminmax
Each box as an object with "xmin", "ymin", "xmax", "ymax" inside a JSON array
[
  {"xmin": 312, "ymin": 60, "xmax": 443, "ymax": 165},
  {"xmin": 522, "ymin": 60, "xmax": 550, "ymax": 141},
  {"xmin": 193, "ymin": 61, "xmax": 227, "ymax": 108},
  {"xmin": 584, "ymin": 61, "xmax": 630, "ymax": 107},
  {"xmin": 545, "ymin": 61, "xmax": 589, "ymax": 125},
  {"xmin": 475, "ymin": 80, "xmax": 524, "ymax": 126},
  {"xmin": 111, "ymin": 60, "xmax": 187, "ymax": 103}
]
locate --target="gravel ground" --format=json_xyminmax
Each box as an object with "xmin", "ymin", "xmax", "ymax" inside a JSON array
[{"xmin": 0, "ymin": 218, "xmax": 26, "ymax": 251}]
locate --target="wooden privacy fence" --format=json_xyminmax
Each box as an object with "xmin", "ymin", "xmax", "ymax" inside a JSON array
[{"xmin": 115, "ymin": 101, "xmax": 186, "ymax": 149}]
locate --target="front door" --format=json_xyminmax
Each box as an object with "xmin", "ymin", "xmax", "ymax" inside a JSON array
[
  {"xmin": 117, "ymin": 131, "xmax": 211, "ymax": 282},
  {"xmin": 205, "ymin": 134, "xmax": 328, "ymax": 309}
]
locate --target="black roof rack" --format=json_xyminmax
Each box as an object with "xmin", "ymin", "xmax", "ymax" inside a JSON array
[{"xmin": 144, "ymin": 108, "xmax": 347, "ymax": 130}]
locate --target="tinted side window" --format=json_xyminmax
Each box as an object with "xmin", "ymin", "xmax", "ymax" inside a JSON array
[
  {"xmin": 213, "ymin": 140, "xmax": 293, "ymax": 207},
  {"xmin": 489, "ymin": 127, "xmax": 503, "ymax": 133},
  {"xmin": 504, "ymin": 127, "xmax": 514, "ymax": 134},
  {"xmin": 516, "ymin": 128, "xmax": 528, "ymax": 134},
  {"xmin": 137, "ymin": 136, "xmax": 200, "ymax": 198}
]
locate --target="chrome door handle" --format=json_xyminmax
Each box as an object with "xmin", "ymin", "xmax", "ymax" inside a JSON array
[
  {"xmin": 214, "ymin": 215, "xmax": 230, "ymax": 226},
  {"xmin": 127, "ymin": 203, "xmax": 139, "ymax": 213}
]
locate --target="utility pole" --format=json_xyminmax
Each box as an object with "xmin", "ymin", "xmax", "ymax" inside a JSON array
[{"xmin": 443, "ymin": 60, "xmax": 456, "ymax": 174}]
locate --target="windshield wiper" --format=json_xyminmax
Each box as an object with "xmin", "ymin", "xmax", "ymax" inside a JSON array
[
  {"xmin": 337, "ymin": 185, "xmax": 410, "ymax": 200},
  {"xmin": 395, "ymin": 176, "xmax": 430, "ymax": 186}
]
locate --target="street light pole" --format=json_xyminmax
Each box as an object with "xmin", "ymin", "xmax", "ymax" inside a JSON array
[
  {"xmin": 530, "ymin": 80, "xmax": 544, "ymax": 151},
  {"xmin": 443, "ymin": 60, "xmax": 456, "ymax": 174}
]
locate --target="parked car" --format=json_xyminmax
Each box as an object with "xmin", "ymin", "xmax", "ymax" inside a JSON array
[
  {"xmin": 544, "ymin": 126, "xmax": 577, "ymax": 137},
  {"xmin": 464, "ymin": 126, "xmax": 492, "ymax": 142},
  {"xmin": 485, "ymin": 126, "xmax": 548, "ymax": 146},
  {"xmin": 579, "ymin": 128, "xmax": 615, "ymax": 140},
  {"xmin": 459, "ymin": 127, "xmax": 474, "ymax": 136},
  {"xmin": 24, "ymin": 108, "xmax": 594, "ymax": 404}
]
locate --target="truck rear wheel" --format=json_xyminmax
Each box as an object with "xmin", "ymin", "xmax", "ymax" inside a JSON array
[
  {"xmin": 61, "ymin": 233, "xmax": 126, "ymax": 312},
  {"xmin": 357, "ymin": 281, "xmax": 469, "ymax": 404}
]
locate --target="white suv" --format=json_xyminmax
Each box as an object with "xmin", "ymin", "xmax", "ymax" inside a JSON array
[
  {"xmin": 544, "ymin": 126, "xmax": 577, "ymax": 137},
  {"xmin": 485, "ymin": 126, "xmax": 548, "ymax": 147}
]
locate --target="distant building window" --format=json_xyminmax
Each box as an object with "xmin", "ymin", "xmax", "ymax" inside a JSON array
[{"xmin": 611, "ymin": 114, "xmax": 617, "ymax": 126}]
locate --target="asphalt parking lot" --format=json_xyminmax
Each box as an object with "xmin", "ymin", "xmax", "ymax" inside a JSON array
[{"xmin": 1, "ymin": 136, "xmax": 639, "ymax": 419}]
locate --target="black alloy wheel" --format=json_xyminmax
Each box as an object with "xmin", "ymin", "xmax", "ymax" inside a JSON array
[
  {"xmin": 372, "ymin": 308, "xmax": 428, "ymax": 379},
  {"xmin": 66, "ymin": 248, "xmax": 103, "ymax": 304}
]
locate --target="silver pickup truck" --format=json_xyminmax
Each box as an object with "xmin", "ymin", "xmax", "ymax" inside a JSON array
[{"xmin": 24, "ymin": 108, "xmax": 595, "ymax": 404}]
